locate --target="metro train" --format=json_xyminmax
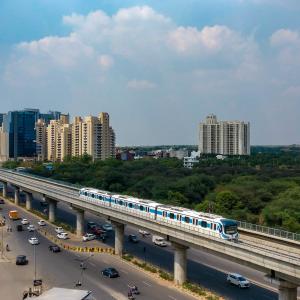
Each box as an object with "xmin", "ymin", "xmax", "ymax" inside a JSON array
[{"xmin": 79, "ymin": 187, "xmax": 239, "ymax": 240}]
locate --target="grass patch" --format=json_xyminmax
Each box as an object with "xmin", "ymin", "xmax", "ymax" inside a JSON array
[
  {"xmin": 29, "ymin": 209, "xmax": 48, "ymax": 220},
  {"xmin": 131, "ymin": 259, "xmax": 158, "ymax": 273},
  {"xmin": 122, "ymin": 254, "xmax": 134, "ymax": 261},
  {"xmin": 206, "ymin": 296, "xmax": 220, "ymax": 300},
  {"xmin": 53, "ymin": 220, "xmax": 75, "ymax": 234},
  {"xmin": 158, "ymin": 270, "xmax": 173, "ymax": 281},
  {"xmin": 183, "ymin": 282, "xmax": 207, "ymax": 296}
]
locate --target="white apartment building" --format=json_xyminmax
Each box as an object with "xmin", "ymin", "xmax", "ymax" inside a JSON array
[
  {"xmin": 199, "ymin": 114, "xmax": 250, "ymax": 155},
  {"xmin": 0, "ymin": 114, "xmax": 9, "ymax": 162}
]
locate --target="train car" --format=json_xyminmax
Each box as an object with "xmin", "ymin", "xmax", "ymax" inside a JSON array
[
  {"xmin": 110, "ymin": 195, "xmax": 160, "ymax": 220},
  {"xmin": 79, "ymin": 188, "xmax": 112, "ymax": 207}
]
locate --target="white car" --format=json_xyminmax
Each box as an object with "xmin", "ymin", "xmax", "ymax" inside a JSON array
[
  {"xmin": 37, "ymin": 220, "xmax": 46, "ymax": 226},
  {"xmin": 57, "ymin": 232, "xmax": 68, "ymax": 240},
  {"xmin": 139, "ymin": 229, "xmax": 150, "ymax": 236},
  {"xmin": 21, "ymin": 218, "xmax": 29, "ymax": 225},
  {"xmin": 55, "ymin": 227, "xmax": 64, "ymax": 234},
  {"xmin": 102, "ymin": 224, "xmax": 113, "ymax": 231},
  {"xmin": 28, "ymin": 237, "xmax": 39, "ymax": 245},
  {"xmin": 153, "ymin": 237, "xmax": 167, "ymax": 247},
  {"xmin": 227, "ymin": 273, "xmax": 250, "ymax": 288},
  {"xmin": 82, "ymin": 233, "xmax": 96, "ymax": 242},
  {"xmin": 27, "ymin": 225, "xmax": 35, "ymax": 232}
]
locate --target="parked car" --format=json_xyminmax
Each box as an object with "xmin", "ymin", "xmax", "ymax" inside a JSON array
[
  {"xmin": 28, "ymin": 237, "xmax": 39, "ymax": 245},
  {"xmin": 227, "ymin": 273, "xmax": 251, "ymax": 288},
  {"xmin": 57, "ymin": 232, "xmax": 68, "ymax": 240},
  {"xmin": 101, "ymin": 267, "xmax": 119, "ymax": 278},
  {"xmin": 91, "ymin": 227, "xmax": 106, "ymax": 236},
  {"xmin": 16, "ymin": 255, "xmax": 28, "ymax": 265},
  {"xmin": 55, "ymin": 227, "xmax": 64, "ymax": 234},
  {"xmin": 102, "ymin": 224, "xmax": 113, "ymax": 231},
  {"xmin": 139, "ymin": 229, "xmax": 150, "ymax": 236},
  {"xmin": 21, "ymin": 218, "xmax": 29, "ymax": 225},
  {"xmin": 37, "ymin": 220, "xmax": 46, "ymax": 226},
  {"xmin": 128, "ymin": 234, "xmax": 139, "ymax": 243},
  {"xmin": 27, "ymin": 225, "xmax": 35, "ymax": 232},
  {"xmin": 0, "ymin": 199, "xmax": 5, "ymax": 204},
  {"xmin": 87, "ymin": 221, "xmax": 97, "ymax": 230},
  {"xmin": 16, "ymin": 224, "xmax": 23, "ymax": 232},
  {"xmin": 48, "ymin": 245, "xmax": 61, "ymax": 253},
  {"xmin": 153, "ymin": 236, "xmax": 167, "ymax": 247},
  {"xmin": 82, "ymin": 233, "xmax": 96, "ymax": 242}
]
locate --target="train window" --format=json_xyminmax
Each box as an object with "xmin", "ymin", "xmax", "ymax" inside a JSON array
[
  {"xmin": 184, "ymin": 216, "xmax": 190, "ymax": 223},
  {"xmin": 140, "ymin": 206, "xmax": 144, "ymax": 211},
  {"xmin": 169, "ymin": 213, "xmax": 175, "ymax": 219},
  {"xmin": 91, "ymin": 194, "xmax": 95, "ymax": 198},
  {"xmin": 119, "ymin": 200, "xmax": 123, "ymax": 206},
  {"xmin": 201, "ymin": 221, "xmax": 207, "ymax": 228},
  {"xmin": 128, "ymin": 203, "xmax": 133, "ymax": 208},
  {"xmin": 84, "ymin": 192, "xmax": 87, "ymax": 196}
]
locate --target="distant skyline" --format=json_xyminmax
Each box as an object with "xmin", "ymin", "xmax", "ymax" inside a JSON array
[{"xmin": 0, "ymin": 0, "xmax": 300, "ymax": 145}]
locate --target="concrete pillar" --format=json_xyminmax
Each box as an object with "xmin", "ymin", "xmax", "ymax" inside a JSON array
[
  {"xmin": 25, "ymin": 192, "xmax": 33, "ymax": 210},
  {"xmin": 2, "ymin": 182, "xmax": 7, "ymax": 198},
  {"xmin": 48, "ymin": 199, "xmax": 57, "ymax": 223},
  {"xmin": 112, "ymin": 221, "xmax": 125, "ymax": 256},
  {"xmin": 14, "ymin": 187, "xmax": 20, "ymax": 206},
  {"xmin": 278, "ymin": 280, "xmax": 298, "ymax": 300},
  {"xmin": 75, "ymin": 209, "xmax": 84, "ymax": 237},
  {"xmin": 173, "ymin": 242, "xmax": 188, "ymax": 285}
]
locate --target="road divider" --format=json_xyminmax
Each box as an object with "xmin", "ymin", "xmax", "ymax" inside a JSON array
[{"xmin": 38, "ymin": 229, "xmax": 115, "ymax": 254}]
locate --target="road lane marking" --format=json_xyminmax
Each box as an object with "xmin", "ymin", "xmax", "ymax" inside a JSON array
[
  {"xmin": 142, "ymin": 281, "xmax": 151, "ymax": 287},
  {"xmin": 168, "ymin": 296, "xmax": 177, "ymax": 300}
]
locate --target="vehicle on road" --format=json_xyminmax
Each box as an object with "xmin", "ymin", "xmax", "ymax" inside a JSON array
[
  {"xmin": 9, "ymin": 210, "xmax": 20, "ymax": 220},
  {"xmin": 57, "ymin": 232, "xmax": 68, "ymax": 239},
  {"xmin": 82, "ymin": 233, "xmax": 96, "ymax": 242},
  {"xmin": 16, "ymin": 255, "xmax": 28, "ymax": 265},
  {"xmin": 227, "ymin": 273, "xmax": 250, "ymax": 288},
  {"xmin": 28, "ymin": 237, "xmax": 39, "ymax": 245},
  {"xmin": 128, "ymin": 234, "xmax": 139, "ymax": 243},
  {"xmin": 91, "ymin": 227, "xmax": 106, "ymax": 236},
  {"xmin": 49, "ymin": 245, "xmax": 61, "ymax": 253},
  {"xmin": 55, "ymin": 227, "xmax": 64, "ymax": 234},
  {"xmin": 101, "ymin": 267, "xmax": 119, "ymax": 278},
  {"xmin": 152, "ymin": 236, "xmax": 167, "ymax": 247},
  {"xmin": 102, "ymin": 223, "xmax": 113, "ymax": 231},
  {"xmin": 16, "ymin": 224, "xmax": 23, "ymax": 232},
  {"xmin": 87, "ymin": 221, "xmax": 97, "ymax": 229},
  {"xmin": 37, "ymin": 220, "xmax": 46, "ymax": 226},
  {"xmin": 128, "ymin": 285, "xmax": 140, "ymax": 295},
  {"xmin": 0, "ymin": 199, "xmax": 4, "ymax": 204},
  {"xmin": 21, "ymin": 218, "xmax": 29, "ymax": 225},
  {"xmin": 138, "ymin": 229, "xmax": 150, "ymax": 236},
  {"xmin": 27, "ymin": 225, "xmax": 35, "ymax": 232}
]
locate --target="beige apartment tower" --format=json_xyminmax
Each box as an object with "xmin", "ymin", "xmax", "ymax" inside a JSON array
[{"xmin": 199, "ymin": 114, "xmax": 250, "ymax": 155}]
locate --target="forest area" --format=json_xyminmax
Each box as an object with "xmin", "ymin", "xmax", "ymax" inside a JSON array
[{"xmin": 3, "ymin": 149, "xmax": 300, "ymax": 233}]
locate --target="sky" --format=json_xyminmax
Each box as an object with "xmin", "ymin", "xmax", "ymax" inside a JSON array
[{"xmin": 0, "ymin": 0, "xmax": 300, "ymax": 146}]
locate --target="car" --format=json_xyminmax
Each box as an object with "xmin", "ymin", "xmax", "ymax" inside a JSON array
[
  {"xmin": 0, "ymin": 199, "xmax": 5, "ymax": 204},
  {"xmin": 28, "ymin": 237, "xmax": 39, "ymax": 245},
  {"xmin": 27, "ymin": 225, "xmax": 35, "ymax": 232},
  {"xmin": 128, "ymin": 234, "xmax": 139, "ymax": 243},
  {"xmin": 139, "ymin": 229, "xmax": 150, "ymax": 236},
  {"xmin": 48, "ymin": 245, "xmax": 61, "ymax": 253},
  {"xmin": 101, "ymin": 267, "xmax": 119, "ymax": 278},
  {"xmin": 37, "ymin": 220, "xmax": 46, "ymax": 226},
  {"xmin": 82, "ymin": 233, "xmax": 96, "ymax": 242},
  {"xmin": 102, "ymin": 224, "xmax": 113, "ymax": 231},
  {"xmin": 55, "ymin": 227, "xmax": 64, "ymax": 234},
  {"xmin": 16, "ymin": 255, "xmax": 28, "ymax": 265},
  {"xmin": 16, "ymin": 224, "xmax": 23, "ymax": 232},
  {"xmin": 153, "ymin": 237, "xmax": 167, "ymax": 247},
  {"xmin": 87, "ymin": 221, "xmax": 97, "ymax": 230},
  {"xmin": 21, "ymin": 218, "xmax": 29, "ymax": 225},
  {"xmin": 91, "ymin": 227, "xmax": 106, "ymax": 236},
  {"xmin": 227, "ymin": 273, "xmax": 251, "ymax": 288},
  {"xmin": 57, "ymin": 232, "xmax": 68, "ymax": 240}
]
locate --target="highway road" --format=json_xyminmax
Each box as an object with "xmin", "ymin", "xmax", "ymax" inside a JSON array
[
  {"xmin": 0, "ymin": 200, "xmax": 196, "ymax": 300},
  {"xmin": 5, "ymin": 189, "xmax": 299, "ymax": 300}
]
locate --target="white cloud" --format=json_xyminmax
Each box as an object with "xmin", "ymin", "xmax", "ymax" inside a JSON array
[
  {"xmin": 97, "ymin": 55, "xmax": 114, "ymax": 70},
  {"xmin": 270, "ymin": 29, "xmax": 300, "ymax": 47},
  {"xmin": 127, "ymin": 79, "xmax": 156, "ymax": 90}
]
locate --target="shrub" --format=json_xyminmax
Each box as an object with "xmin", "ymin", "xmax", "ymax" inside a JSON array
[
  {"xmin": 183, "ymin": 282, "xmax": 206, "ymax": 296},
  {"xmin": 158, "ymin": 270, "xmax": 173, "ymax": 281}
]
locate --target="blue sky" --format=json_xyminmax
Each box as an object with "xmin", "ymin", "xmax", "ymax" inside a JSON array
[{"xmin": 1, "ymin": 0, "xmax": 300, "ymax": 145}]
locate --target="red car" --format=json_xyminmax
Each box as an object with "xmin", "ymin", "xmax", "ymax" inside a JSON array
[{"xmin": 92, "ymin": 227, "xmax": 106, "ymax": 236}]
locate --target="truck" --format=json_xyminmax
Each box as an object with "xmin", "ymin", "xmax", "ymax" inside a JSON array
[{"xmin": 9, "ymin": 210, "xmax": 20, "ymax": 220}]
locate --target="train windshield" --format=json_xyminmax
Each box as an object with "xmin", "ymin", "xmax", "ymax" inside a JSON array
[{"xmin": 221, "ymin": 219, "xmax": 238, "ymax": 234}]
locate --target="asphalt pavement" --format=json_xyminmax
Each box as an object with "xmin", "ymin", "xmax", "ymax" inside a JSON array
[
  {"xmin": 0, "ymin": 200, "xmax": 196, "ymax": 300},
  {"xmin": 3, "ymin": 190, "xmax": 297, "ymax": 300}
]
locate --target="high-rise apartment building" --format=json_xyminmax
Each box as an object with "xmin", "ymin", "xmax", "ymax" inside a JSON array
[
  {"xmin": 0, "ymin": 114, "xmax": 9, "ymax": 162},
  {"xmin": 199, "ymin": 114, "xmax": 250, "ymax": 155},
  {"xmin": 35, "ymin": 119, "xmax": 48, "ymax": 161}
]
